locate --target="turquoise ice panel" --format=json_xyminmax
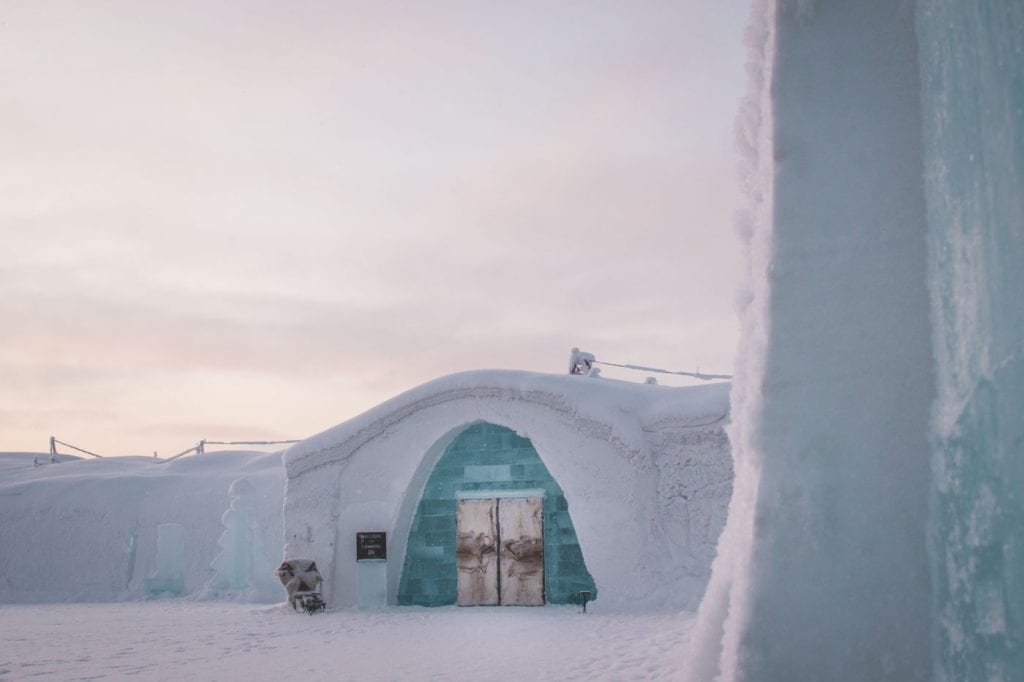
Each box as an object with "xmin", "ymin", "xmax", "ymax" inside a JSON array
[{"xmin": 397, "ymin": 422, "xmax": 597, "ymax": 606}]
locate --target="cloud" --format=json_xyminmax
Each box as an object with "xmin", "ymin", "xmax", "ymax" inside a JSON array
[{"xmin": 1, "ymin": 0, "xmax": 749, "ymax": 454}]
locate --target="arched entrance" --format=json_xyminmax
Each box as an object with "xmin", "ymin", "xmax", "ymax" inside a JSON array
[{"xmin": 397, "ymin": 421, "xmax": 597, "ymax": 606}]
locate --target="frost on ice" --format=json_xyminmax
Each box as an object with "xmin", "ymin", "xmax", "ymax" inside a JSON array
[{"xmin": 686, "ymin": 1, "xmax": 1023, "ymax": 680}]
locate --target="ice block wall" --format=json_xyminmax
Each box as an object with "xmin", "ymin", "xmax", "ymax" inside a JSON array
[{"xmin": 918, "ymin": 2, "xmax": 1024, "ymax": 679}]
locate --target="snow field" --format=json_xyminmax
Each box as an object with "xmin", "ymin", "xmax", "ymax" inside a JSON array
[{"xmin": 0, "ymin": 603, "xmax": 695, "ymax": 681}]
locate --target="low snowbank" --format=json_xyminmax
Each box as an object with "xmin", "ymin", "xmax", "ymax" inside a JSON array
[{"xmin": 0, "ymin": 450, "xmax": 285, "ymax": 604}]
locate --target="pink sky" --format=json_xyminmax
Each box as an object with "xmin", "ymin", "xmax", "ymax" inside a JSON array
[{"xmin": 1, "ymin": 1, "xmax": 749, "ymax": 456}]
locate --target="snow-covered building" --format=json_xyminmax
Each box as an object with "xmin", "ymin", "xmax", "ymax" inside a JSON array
[{"xmin": 282, "ymin": 370, "xmax": 732, "ymax": 611}]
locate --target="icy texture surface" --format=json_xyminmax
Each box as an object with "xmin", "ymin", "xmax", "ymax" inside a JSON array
[
  {"xmin": 918, "ymin": 1, "xmax": 1024, "ymax": 678},
  {"xmin": 688, "ymin": 1, "xmax": 934, "ymax": 679},
  {"xmin": 689, "ymin": 0, "xmax": 1022, "ymax": 679}
]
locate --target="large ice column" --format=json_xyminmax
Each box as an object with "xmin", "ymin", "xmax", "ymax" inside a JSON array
[
  {"xmin": 918, "ymin": 2, "xmax": 1024, "ymax": 679},
  {"xmin": 687, "ymin": 2, "xmax": 934, "ymax": 680}
]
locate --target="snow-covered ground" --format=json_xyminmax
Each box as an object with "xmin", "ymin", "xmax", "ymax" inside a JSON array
[{"xmin": 0, "ymin": 602, "xmax": 693, "ymax": 681}]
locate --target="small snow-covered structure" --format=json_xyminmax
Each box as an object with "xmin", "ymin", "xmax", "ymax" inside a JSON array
[
  {"xmin": 283, "ymin": 370, "xmax": 732, "ymax": 611},
  {"xmin": 0, "ymin": 450, "xmax": 285, "ymax": 604}
]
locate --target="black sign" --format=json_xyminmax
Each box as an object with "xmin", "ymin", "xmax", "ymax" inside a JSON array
[{"xmin": 356, "ymin": 532, "xmax": 387, "ymax": 561}]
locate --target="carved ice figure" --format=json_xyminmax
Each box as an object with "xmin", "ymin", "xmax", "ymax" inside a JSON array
[{"xmin": 208, "ymin": 477, "xmax": 276, "ymax": 596}]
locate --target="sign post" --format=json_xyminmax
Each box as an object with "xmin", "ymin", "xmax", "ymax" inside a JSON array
[
  {"xmin": 356, "ymin": 532, "xmax": 387, "ymax": 561},
  {"xmin": 356, "ymin": 531, "xmax": 387, "ymax": 610}
]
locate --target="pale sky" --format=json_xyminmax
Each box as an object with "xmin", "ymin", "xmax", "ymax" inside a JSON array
[{"xmin": 2, "ymin": 1, "xmax": 750, "ymax": 456}]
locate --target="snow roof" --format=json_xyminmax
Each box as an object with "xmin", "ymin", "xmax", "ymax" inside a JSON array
[{"xmin": 285, "ymin": 369, "xmax": 731, "ymax": 479}]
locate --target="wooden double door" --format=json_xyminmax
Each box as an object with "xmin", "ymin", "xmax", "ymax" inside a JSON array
[{"xmin": 455, "ymin": 497, "xmax": 544, "ymax": 606}]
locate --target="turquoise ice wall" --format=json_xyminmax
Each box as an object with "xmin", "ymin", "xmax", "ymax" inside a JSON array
[
  {"xmin": 397, "ymin": 422, "xmax": 596, "ymax": 606},
  {"xmin": 918, "ymin": 2, "xmax": 1024, "ymax": 679}
]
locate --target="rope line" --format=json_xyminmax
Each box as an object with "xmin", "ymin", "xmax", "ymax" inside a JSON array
[
  {"xmin": 50, "ymin": 435, "xmax": 301, "ymax": 464},
  {"xmin": 204, "ymin": 440, "xmax": 301, "ymax": 446},
  {"xmin": 568, "ymin": 348, "xmax": 731, "ymax": 381},
  {"xmin": 52, "ymin": 438, "xmax": 104, "ymax": 458},
  {"xmin": 591, "ymin": 360, "xmax": 732, "ymax": 381}
]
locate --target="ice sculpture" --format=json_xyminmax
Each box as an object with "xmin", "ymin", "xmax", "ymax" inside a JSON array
[{"xmin": 208, "ymin": 478, "xmax": 277, "ymax": 598}]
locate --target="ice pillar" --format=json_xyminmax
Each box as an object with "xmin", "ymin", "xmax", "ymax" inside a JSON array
[{"xmin": 687, "ymin": 2, "xmax": 934, "ymax": 680}]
